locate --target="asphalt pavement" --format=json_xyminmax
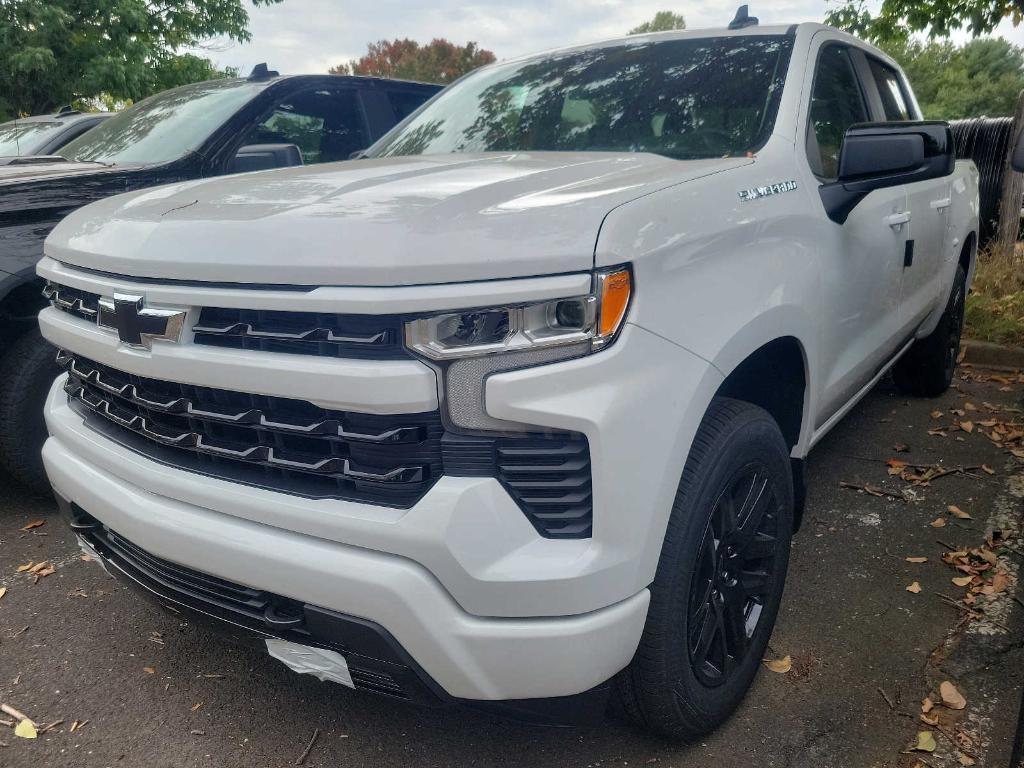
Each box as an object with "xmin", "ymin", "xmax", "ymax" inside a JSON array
[{"xmin": 1, "ymin": 370, "xmax": 1022, "ymax": 768}]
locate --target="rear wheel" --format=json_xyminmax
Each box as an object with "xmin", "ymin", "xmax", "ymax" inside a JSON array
[
  {"xmin": 616, "ymin": 398, "xmax": 794, "ymax": 740},
  {"xmin": 893, "ymin": 264, "xmax": 967, "ymax": 397},
  {"xmin": 0, "ymin": 329, "xmax": 61, "ymax": 495}
]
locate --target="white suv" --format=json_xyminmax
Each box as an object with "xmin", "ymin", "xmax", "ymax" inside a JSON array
[{"xmin": 38, "ymin": 20, "xmax": 978, "ymax": 738}]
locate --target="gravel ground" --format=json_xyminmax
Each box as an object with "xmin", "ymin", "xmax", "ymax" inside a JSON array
[{"xmin": 1, "ymin": 371, "xmax": 1022, "ymax": 768}]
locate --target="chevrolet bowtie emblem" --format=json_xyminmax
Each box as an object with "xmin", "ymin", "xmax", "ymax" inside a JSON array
[{"xmin": 97, "ymin": 293, "xmax": 186, "ymax": 348}]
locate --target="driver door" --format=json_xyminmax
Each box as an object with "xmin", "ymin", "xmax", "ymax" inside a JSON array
[{"xmin": 806, "ymin": 41, "xmax": 909, "ymax": 424}]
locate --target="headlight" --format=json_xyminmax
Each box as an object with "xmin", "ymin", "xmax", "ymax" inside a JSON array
[
  {"xmin": 404, "ymin": 266, "xmax": 632, "ymax": 434},
  {"xmin": 404, "ymin": 266, "xmax": 632, "ymax": 360}
]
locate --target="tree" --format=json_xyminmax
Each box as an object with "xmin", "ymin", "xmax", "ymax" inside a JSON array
[
  {"xmin": 330, "ymin": 39, "xmax": 496, "ymax": 84},
  {"xmin": 885, "ymin": 38, "xmax": 1024, "ymax": 119},
  {"xmin": 0, "ymin": 0, "xmax": 278, "ymax": 120},
  {"xmin": 825, "ymin": 0, "xmax": 1023, "ymax": 42},
  {"xmin": 628, "ymin": 11, "xmax": 687, "ymax": 35}
]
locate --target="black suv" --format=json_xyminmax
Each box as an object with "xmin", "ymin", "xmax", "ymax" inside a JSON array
[{"xmin": 0, "ymin": 68, "xmax": 440, "ymax": 491}]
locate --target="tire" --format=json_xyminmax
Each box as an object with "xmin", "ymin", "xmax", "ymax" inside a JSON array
[
  {"xmin": 615, "ymin": 397, "xmax": 794, "ymax": 740},
  {"xmin": 0, "ymin": 329, "xmax": 61, "ymax": 495},
  {"xmin": 893, "ymin": 264, "xmax": 967, "ymax": 398}
]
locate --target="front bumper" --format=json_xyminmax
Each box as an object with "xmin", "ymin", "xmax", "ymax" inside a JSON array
[{"xmin": 44, "ymin": 413, "xmax": 648, "ymax": 701}]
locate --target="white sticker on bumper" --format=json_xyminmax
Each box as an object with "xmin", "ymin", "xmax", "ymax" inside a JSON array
[{"xmin": 265, "ymin": 638, "xmax": 354, "ymax": 688}]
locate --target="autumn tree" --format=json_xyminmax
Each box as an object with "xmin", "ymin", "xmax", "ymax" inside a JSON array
[
  {"xmin": 0, "ymin": 0, "xmax": 278, "ymax": 120},
  {"xmin": 825, "ymin": 0, "xmax": 1022, "ymax": 42},
  {"xmin": 628, "ymin": 11, "xmax": 686, "ymax": 35},
  {"xmin": 330, "ymin": 39, "xmax": 496, "ymax": 84}
]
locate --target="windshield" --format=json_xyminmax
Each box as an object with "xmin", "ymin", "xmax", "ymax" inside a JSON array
[
  {"xmin": 59, "ymin": 79, "xmax": 267, "ymax": 166},
  {"xmin": 372, "ymin": 35, "xmax": 794, "ymax": 160},
  {"xmin": 0, "ymin": 121, "xmax": 66, "ymax": 156}
]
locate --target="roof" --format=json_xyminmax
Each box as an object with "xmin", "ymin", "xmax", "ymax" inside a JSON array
[{"xmin": 1, "ymin": 111, "xmax": 112, "ymax": 126}]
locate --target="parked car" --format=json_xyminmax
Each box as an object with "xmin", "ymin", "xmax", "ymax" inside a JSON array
[
  {"xmin": 37, "ymin": 16, "xmax": 979, "ymax": 738},
  {"xmin": 0, "ymin": 108, "xmax": 111, "ymax": 165},
  {"xmin": 0, "ymin": 68, "xmax": 441, "ymax": 490}
]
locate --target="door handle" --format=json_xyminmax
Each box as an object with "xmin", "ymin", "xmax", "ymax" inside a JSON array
[
  {"xmin": 930, "ymin": 198, "xmax": 952, "ymax": 210},
  {"xmin": 885, "ymin": 211, "xmax": 911, "ymax": 229}
]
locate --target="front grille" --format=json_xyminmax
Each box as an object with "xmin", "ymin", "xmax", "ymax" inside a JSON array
[
  {"xmin": 43, "ymin": 282, "xmax": 100, "ymax": 322},
  {"xmin": 62, "ymin": 353, "xmax": 444, "ymax": 506},
  {"xmin": 44, "ymin": 282, "xmax": 410, "ymax": 361},
  {"xmin": 193, "ymin": 307, "xmax": 409, "ymax": 360}
]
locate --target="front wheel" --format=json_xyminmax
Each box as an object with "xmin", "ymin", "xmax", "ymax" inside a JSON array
[
  {"xmin": 893, "ymin": 264, "xmax": 967, "ymax": 397},
  {"xmin": 616, "ymin": 398, "xmax": 794, "ymax": 740},
  {"xmin": 0, "ymin": 329, "xmax": 61, "ymax": 495}
]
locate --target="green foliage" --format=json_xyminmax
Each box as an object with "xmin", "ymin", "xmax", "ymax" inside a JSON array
[
  {"xmin": 886, "ymin": 37, "xmax": 1024, "ymax": 119},
  {"xmin": 825, "ymin": 0, "xmax": 1023, "ymax": 42},
  {"xmin": 330, "ymin": 39, "xmax": 496, "ymax": 84},
  {"xmin": 628, "ymin": 11, "xmax": 687, "ymax": 35},
  {"xmin": 0, "ymin": 0, "xmax": 272, "ymax": 120}
]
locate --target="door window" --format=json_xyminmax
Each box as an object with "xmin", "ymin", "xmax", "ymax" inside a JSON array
[
  {"xmin": 808, "ymin": 45, "xmax": 869, "ymax": 179},
  {"xmin": 387, "ymin": 90, "xmax": 432, "ymax": 122},
  {"xmin": 245, "ymin": 88, "xmax": 369, "ymax": 164},
  {"xmin": 867, "ymin": 58, "xmax": 913, "ymax": 121}
]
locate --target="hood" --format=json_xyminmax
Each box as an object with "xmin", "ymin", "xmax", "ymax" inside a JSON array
[
  {"xmin": 46, "ymin": 152, "xmax": 751, "ymax": 286},
  {"xmin": 0, "ymin": 160, "xmax": 121, "ymax": 183}
]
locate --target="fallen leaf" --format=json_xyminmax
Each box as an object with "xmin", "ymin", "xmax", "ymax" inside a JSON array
[
  {"xmin": 922, "ymin": 697, "xmax": 934, "ymax": 714},
  {"xmin": 964, "ymin": 402, "xmax": 977, "ymax": 411},
  {"xmin": 958, "ymin": 752, "xmax": 977, "ymax": 766},
  {"xmin": 931, "ymin": 410, "xmax": 945, "ymax": 419},
  {"xmin": 921, "ymin": 712, "xmax": 940, "ymax": 726},
  {"xmin": 948, "ymin": 505, "xmax": 972, "ymax": 520},
  {"xmin": 980, "ymin": 464, "xmax": 995, "ymax": 475},
  {"xmin": 914, "ymin": 731, "xmax": 937, "ymax": 752},
  {"xmin": 191, "ymin": 702, "xmax": 203, "ymax": 712},
  {"xmin": 14, "ymin": 719, "xmax": 37, "ymax": 739},
  {"xmin": 986, "ymin": 572, "xmax": 1010, "ymax": 595},
  {"xmin": 35, "ymin": 566, "xmax": 55, "ymax": 578},
  {"xmin": 20, "ymin": 520, "xmax": 45, "ymax": 531},
  {"xmin": 143, "ymin": 667, "xmax": 155, "ymax": 675},
  {"xmin": 906, "ymin": 556, "xmax": 929, "ymax": 564},
  {"xmin": 27, "ymin": 561, "xmax": 50, "ymax": 574},
  {"xmin": 952, "ymin": 576, "xmax": 974, "ymax": 587},
  {"xmin": 79, "ymin": 554, "xmax": 93, "ymax": 562},
  {"xmin": 894, "ymin": 443, "xmax": 909, "ymax": 452},
  {"xmin": 763, "ymin": 655, "xmax": 791, "ymax": 673},
  {"xmin": 931, "ymin": 518, "xmax": 947, "ymax": 528},
  {"xmin": 978, "ymin": 549, "xmax": 999, "ymax": 565},
  {"xmin": 940, "ymin": 681, "xmax": 967, "ymax": 710},
  {"xmin": 0, "ymin": 587, "xmax": 6, "ymax": 601},
  {"xmin": 907, "ymin": 581, "xmax": 922, "ymax": 594},
  {"xmin": 16, "ymin": 561, "xmax": 33, "ymax": 573},
  {"xmin": 960, "ymin": 421, "xmax": 975, "ymax": 433}
]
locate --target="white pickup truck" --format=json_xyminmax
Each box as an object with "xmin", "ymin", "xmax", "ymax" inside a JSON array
[{"xmin": 37, "ymin": 17, "xmax": 979, "ymax": 738}]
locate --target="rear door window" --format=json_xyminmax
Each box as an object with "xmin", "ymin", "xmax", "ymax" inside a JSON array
[
  {"xmin": 387, "ymin": 89, "xmax": 433, "ymax": 122},
  {"xmin": 867, "ymin": 58, "xmax": 913, "ymax": 121}
]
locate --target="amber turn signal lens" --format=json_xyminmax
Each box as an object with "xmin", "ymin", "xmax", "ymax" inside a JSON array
[{"xmin": 598, "ymin": 268, "xmax": 631, "ymax": 338}]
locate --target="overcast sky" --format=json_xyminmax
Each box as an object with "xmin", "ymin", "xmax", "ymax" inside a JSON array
[{"xmin": 193, "ymin": 0, "xmax": 1024, "ymax": 76}]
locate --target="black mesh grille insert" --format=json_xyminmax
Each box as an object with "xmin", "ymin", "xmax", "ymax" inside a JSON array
[
  {"xmin": 62, "ymin": 353, "xmax": 443, "ymax": 506},
  {"xmin": 193, "ymin": 307, "xmax": 410, "ymax": 360}
]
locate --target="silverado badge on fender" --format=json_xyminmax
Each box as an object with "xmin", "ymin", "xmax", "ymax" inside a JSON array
[{"xmin": 738, "ymin": 180, "xmax": 798, "ymax": 202}]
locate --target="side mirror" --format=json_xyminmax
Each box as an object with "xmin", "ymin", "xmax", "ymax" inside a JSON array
[
  {"xmin": 819, "ymin": 122, "xmax": 955, "ymax": 224},
  {"xmin": 230, "ymin": 143, "xmax": 303, "ymax": 174},
  {"xmin": 1012, "ymin": 129, "xmax": 1024, "ymax": 173}
]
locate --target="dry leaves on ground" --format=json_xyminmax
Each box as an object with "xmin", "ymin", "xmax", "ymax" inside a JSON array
[
  {"xmin": 940, "ymin": 681, "xmax": 968, "ymax": 710},
  {"xmin": 763, "ymin": 655, "xmax": 791, "ymax": 673}
]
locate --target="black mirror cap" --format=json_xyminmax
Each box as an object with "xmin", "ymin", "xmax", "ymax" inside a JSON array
[
  {"xmin": 820, "ymin": 121, "xmax": 955, "ymax": 225},
  {"xmin": 1012, "ymin": 128, "xmax": 1024, "ymax": 173}
]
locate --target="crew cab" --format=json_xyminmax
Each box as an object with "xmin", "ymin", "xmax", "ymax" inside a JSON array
[
  {"xmin": 0, "ymin": 69, "xmax": 439, "ymax": 491},
  {"xmin": 37, "ymin": 18, "xmax": 979, "ymax": 738}
]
